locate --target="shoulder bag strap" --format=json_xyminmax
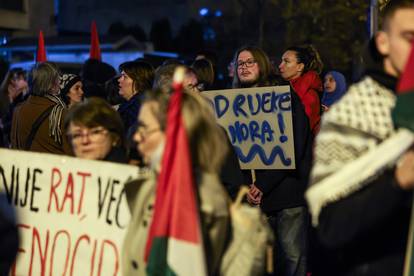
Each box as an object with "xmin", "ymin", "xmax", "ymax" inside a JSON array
[{"xmin": 24, "ymin": 105, "xmax": 54, "ymax": 150}]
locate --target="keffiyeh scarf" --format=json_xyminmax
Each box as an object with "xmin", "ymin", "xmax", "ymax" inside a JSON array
[{"xmin": 306, "ymin": 76, "xmax": 414, "ymax": 226}]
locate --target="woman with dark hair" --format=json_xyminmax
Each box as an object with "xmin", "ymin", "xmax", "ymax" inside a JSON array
[
  {"xmin": 64, "ymin": 97, "xmax": 127, "ymax": 163},
  {"xmin": 279, "ymin": 45, "xmax": 323, "ymax": 135},
  {"xmin": 117, "ymin": 61, "xmax": 155, "ymax": 132},
  {"xmin": 59, "ymin": 73, "xmax": 84, "ymax": 107},
  {"xmin": 11, "ymin": 62, "xmax": 72, "ymax": 154},
  {"xmin": 0, "ymin": 68, "xmax": 28, "ymax": 118},
  {"xmin": 80, "ymin": 58, "xmax": 117, "ymax": 99},
  {"xmin": 191, "ymin": 58, "xmax": 215, "ymax": 91},
  {"xmin": 118, "ymin": 61, "xmax": 155, "ymax": 164},
  {"xmin": 0, "ymin": 68, "xmax": 29, "ymax": 147}
]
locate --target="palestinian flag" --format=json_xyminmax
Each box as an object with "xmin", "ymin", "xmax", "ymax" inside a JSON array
[
  {"xmin": 392, "ymin": 38, "xmax": 414, "ymax": 132},
  {"xmin": 144, "ymin": 67, "xmax": 207, "ymax": 276}
]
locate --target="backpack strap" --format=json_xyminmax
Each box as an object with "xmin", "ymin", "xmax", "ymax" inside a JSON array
[
  {"xmin": 233, "ymin": 186, "xmax": 249, "ymax": 207},
  {"xmin": 24, "ymin": 105, "xmax": 54, "ymax": 150}
]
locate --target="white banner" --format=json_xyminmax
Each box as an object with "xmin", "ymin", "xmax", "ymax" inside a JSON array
[{"xmin": 0, "ymin": 149, "xmax": 140, "ymax": 276}]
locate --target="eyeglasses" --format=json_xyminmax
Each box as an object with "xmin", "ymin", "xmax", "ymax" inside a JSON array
[
  {"xmin": 237, "ymin": 59, "xmax": 257, "ymax": 68},
  {"xmin": 67, "ymin": 127, "xmax": 108, "ymax": 143},
  {"xmin": 186, "ymin": 82, "xmax": 205, "ymax": 92},
  {"xmin": 135, "ymin": 125, "xmax": 160, "ymax": 140}
]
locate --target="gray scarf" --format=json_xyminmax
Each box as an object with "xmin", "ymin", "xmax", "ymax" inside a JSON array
[{"xmin": 44, "ymin": 93, "xmax": 67, "ymax": 145}]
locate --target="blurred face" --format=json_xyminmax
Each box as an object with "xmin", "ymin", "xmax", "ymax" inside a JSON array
[
  {"xmin": 324, "ymin": 74, "xmax": 336, "ymax": 93},
  {"xmin": 118, "ymin": 71, "xmax": 135, "ymax": 100},
  {"xmin": 51, "ymin": 78, "xmax": 61, "ymax": 95},
  {"xmin": 134, "ymin": 102, "xmax": 165, "ymax": 165},
  {"xmin": 237, "ymin": 50, "xmax": 260, "ymax": 86},
  {"xmin": 279, "ymin": 50, "xmax": 304, "ymax": 81},
  {"xmin": 8, "ymin": 75, "xmax": 28, "ymax": 100},
  {"xmin": 67, "ymin": 81, "xmax": 84, "ymax": 105},
  {"xmin": 227, "ymin": 61, "xmax": 235, "ymax": 78},
  {"xmin": 12, "ymin": 75, "xmax": 28, "ymax": 93},
  {"xmin": 68, "ymin": 123, "xmax": 113, "ymax": 160},
  {"xmin": 184, "ymin": 71, "xmax": 200, "ymax": 93},
  {"xmin": 376, "ymin": 8, "xmax": 414, "ymax": 77}
]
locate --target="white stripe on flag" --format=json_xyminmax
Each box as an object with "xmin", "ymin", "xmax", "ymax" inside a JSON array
[{"xmin": 168, "ymin": 237, "xmax": 207, "ymax": 276}]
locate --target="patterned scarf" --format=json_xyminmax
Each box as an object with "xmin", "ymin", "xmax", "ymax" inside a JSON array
[
  {"xmin": 306, "ymin": 76, "xmax": 414, "ymax": 226},
  {"xmin": 44, "ymin": 93, "xmax": 67, "ymax": 145}
]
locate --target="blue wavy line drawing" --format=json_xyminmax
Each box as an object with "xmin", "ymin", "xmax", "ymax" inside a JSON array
[{"xmin": 233, "ymin": 145, "xmax": 292, "ymax": 166}]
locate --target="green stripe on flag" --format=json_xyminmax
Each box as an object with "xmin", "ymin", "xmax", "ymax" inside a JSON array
[
  {"xmin": 147, "ymin": 237, "xmax": 177, "ymax": 276},
  {"xmin": 392, "ymin": 93, "xmax": 414, "ymax": 132}
]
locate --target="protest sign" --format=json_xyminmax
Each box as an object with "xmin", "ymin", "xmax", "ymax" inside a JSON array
[
  {"xmin": 203, "ymin": 86, "xmax": 295, "ymax": 170},
  {"xmin": 0, "ymin": 149, "xmax": 140, "ymax": 276}
]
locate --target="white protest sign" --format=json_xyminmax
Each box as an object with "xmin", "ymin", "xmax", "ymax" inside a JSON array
[
  {"xmin": 0, "ymin": 149, "xmax": 140, "ymax": 276},
  {"xmin": 203, "ymin": 86, "xmax": 295, "ymax": 170}
]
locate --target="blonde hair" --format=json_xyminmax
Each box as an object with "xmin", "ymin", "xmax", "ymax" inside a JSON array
[{"xmin": 143, "ymin": 89, "xmax": 228, "ymax": 173}]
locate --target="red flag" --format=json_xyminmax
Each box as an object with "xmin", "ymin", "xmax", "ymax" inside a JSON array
[
  {"xmin": 36, "ymin": 30, "xmax": 47, "ymax": 62},
  {"xmin": 397, "ymin": 39, "xmax": 414, "ymax": 94},
  {"xmin": 144, "ymin": 67, "xmax": 207, "ymax": 275},
  {"xmin": 89, "ymin": 21, "xmax": 102, "ymax": 61}
]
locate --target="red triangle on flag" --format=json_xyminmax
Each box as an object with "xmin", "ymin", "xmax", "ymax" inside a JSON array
[
  {"xmin": 397, "ymin": 39, "xmax": 414, "ymax": 94},
  {"xmin": 90, "ymin": 21, "xmax": 102, "ymax": 61},
  {"xmin": 36, "ymin": 30, "xmax": 47, "ymax": 62}
]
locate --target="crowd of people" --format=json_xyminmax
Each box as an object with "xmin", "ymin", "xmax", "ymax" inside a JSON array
[{"xmin": 1, "ymin": 0, "xmax": 414, "ymax": 275}]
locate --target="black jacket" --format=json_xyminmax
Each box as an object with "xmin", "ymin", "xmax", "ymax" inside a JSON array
[
  {"xmin": 244, "ymin": 91, "xmax": 313, "ymax": 213},
  {"xmin": 312, "ymin": 169, "xmax": 411, "ymax": 276},
  {"xmin": 310, "ymin": 63, "xmax": 411, "ymax": 276}
]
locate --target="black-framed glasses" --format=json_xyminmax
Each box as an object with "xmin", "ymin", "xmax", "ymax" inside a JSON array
[{"xmin": 237, "ymin": 59, "xmax": 257, "ymax": 68}]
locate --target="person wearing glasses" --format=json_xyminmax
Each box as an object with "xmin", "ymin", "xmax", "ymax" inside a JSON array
[
  {"xmin": 122, "ymin": 88, "xmax": 230, "ymax": 275},
  {"xmin": 232, "ymin": 45, "xmax": 276, "ymax": 89},
  {"xmin": 64, "ymin": 97, "xmax": 128, "ymax": 163},
  {"xmin": 232, "ymin": 45, "xmax": 313, "ymax": 276},
  {"xmin": 278, "ymin": 45, "xmax": 323, "ymax": 135}
]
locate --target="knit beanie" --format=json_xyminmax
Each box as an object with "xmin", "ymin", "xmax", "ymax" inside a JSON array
[{"xmin": 59, "ymin": 74, "xmax": 81, "ymax": 96}]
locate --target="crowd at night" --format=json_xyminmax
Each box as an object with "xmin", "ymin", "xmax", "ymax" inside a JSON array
[{"xmin": 1, "ymin": 0, "xmax": 414, "ymax": 275}]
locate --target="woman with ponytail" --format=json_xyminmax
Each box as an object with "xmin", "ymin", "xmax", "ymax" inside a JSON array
[{"xmin": 279, "ymin": 45, "xmax": 323, "ymax": 135}]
